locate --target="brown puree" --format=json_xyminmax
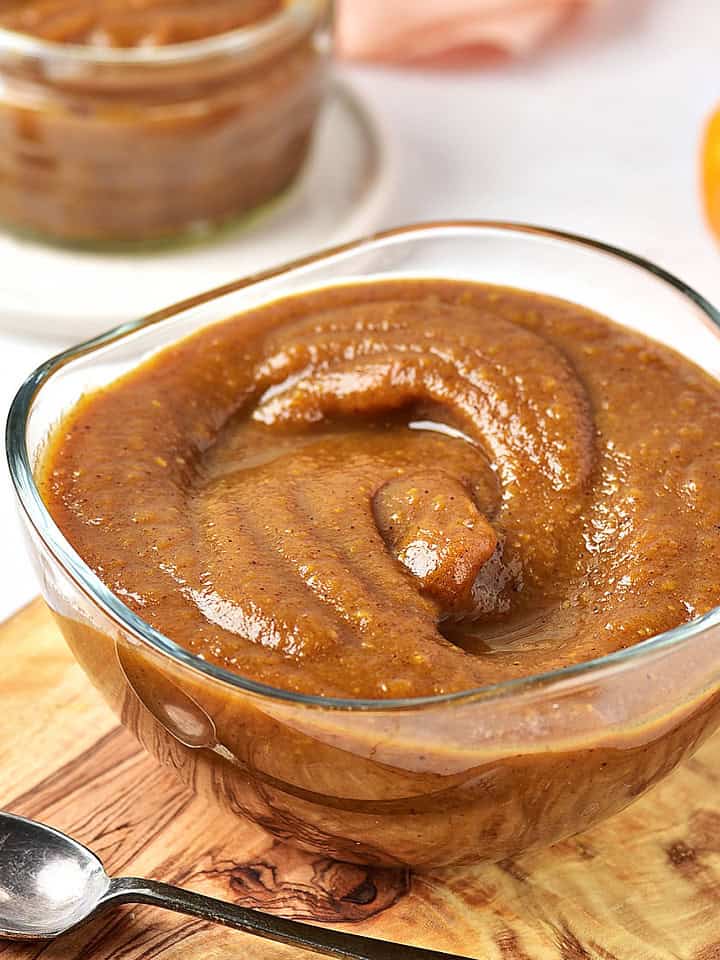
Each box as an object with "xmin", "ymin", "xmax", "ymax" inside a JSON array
[
  {"xmin": 40, "ymin": 280, "xmax": 720, "ymax": 700},
  {"xmin": 0, "ymin": 0, "xmax": 282, "ymax": 46}
]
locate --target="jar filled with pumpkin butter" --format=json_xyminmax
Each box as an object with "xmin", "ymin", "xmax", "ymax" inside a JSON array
[{"xmin": 0, "ymin": 0, "xmax": 330, "ymax": 246}]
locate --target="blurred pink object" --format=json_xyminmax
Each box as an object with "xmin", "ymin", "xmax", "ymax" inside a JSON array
[{"xmin": 336, "ymin": 0, "xmax": 596, "ymax": 65}]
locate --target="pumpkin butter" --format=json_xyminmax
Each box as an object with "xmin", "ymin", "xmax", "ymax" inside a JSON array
[
  {"xmin": 0, "ymin": 0, "xmax": 282, "ymax": 46},
  {"xmin": 40, "ymin": 280, "xmax": 720, "ymax": 700}
]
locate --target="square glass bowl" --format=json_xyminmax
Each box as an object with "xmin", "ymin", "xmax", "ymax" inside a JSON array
[{"xmin": 8, "ymin": 222, "xmax": 720, "ymax": 868}]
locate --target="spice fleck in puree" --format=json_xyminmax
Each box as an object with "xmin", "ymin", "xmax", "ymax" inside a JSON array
[{"xmin": 40, "ymin": 280, "xmax": 720, "ymax": 701}]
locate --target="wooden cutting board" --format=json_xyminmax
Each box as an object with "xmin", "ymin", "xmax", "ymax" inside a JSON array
[{"xmin": 1, "ymin": 599, "xmax": 720, "ymax": 960}]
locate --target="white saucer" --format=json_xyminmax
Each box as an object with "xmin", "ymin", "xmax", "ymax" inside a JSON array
[{"xmin": 0, "ymin": 83, "xmax": 394, "ymax": 340}]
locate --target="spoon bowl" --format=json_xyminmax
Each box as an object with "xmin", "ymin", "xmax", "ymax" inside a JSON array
[{"xmin": 0, "ymin": 812, "xmax": 110, "ymax": 939}]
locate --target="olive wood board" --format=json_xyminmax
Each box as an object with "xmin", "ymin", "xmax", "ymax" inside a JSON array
[{"xmin": 1, "ymin": 598, "xmax": 719, "ymax": 960}]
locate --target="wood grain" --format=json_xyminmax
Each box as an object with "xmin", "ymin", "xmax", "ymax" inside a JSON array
[{"xmin": 1, "ymin": 599, "xmax": 720, "ymax": 959}]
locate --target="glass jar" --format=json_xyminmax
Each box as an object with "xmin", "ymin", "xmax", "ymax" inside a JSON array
[
  {"xmin": 0, "ymin": 0, "xmax": 331, "ymax": 247},
  {"xmin": 8, "ymin": 222, "xmax": 720, "ymax": 868}
]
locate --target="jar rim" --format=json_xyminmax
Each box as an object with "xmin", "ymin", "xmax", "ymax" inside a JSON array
[{"xmin": 0, "ymin": 0, "xmax": 327, "ymax": 66}]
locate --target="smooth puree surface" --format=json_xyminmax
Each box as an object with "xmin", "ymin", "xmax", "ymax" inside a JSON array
[
  {"xmin": 0, "ymin": 0, "xmax": 282, "ymax": 46},
  {"xmin": 40, "ymin": 280, "xmax": 720, "ymax": 699}
]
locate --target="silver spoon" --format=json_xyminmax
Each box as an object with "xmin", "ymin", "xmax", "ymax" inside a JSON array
[{"xmin": 0, "ymin": 812, "xmax": 466, "ymax": 959}]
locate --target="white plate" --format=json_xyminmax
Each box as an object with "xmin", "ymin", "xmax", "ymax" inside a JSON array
[{"xmin": 0, "ymin": 83, "xmax": 393, "ymax": 340}]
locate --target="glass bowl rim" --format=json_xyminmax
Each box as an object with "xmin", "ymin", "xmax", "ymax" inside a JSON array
[
  {"xmin": 7, "ymin": 220, "xmax": 720, "ymax": 712},
  {"xmin": 0, "ymin": 0, "xmax": 326, "ymax": 67}
]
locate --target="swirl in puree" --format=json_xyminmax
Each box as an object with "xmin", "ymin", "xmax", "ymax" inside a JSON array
[{"xmin": 40, "ymin": 280, "xmax": 720, "ymax": 698}]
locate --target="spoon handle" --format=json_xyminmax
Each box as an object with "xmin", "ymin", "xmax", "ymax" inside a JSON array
[{"xmin": 101, "ymin": 877, "xmax": 467, "ymax": 960}]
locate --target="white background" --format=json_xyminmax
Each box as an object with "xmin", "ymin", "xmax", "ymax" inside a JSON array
[{"xmin": 1, "ymin": 0, "xmax": 718, "ymax": 619}]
